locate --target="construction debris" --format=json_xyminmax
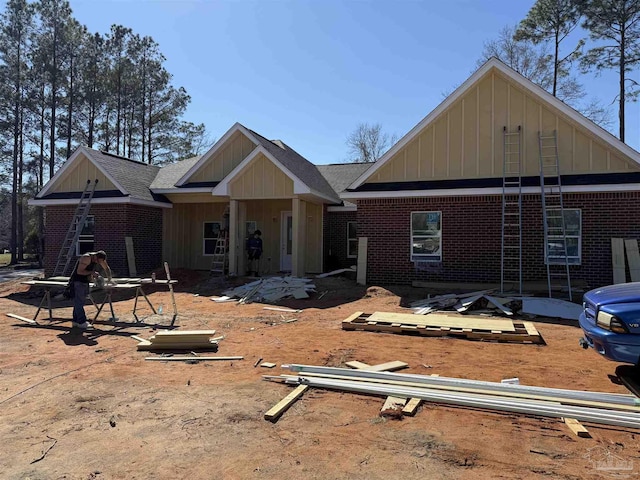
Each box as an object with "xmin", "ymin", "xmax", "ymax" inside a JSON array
[
  {"xmin": 342, "ymin": 311, "xmax": 543, "ymax": 344},
  {"xmin": 145, "ymin": 356, "xmax": 243, "ymax": 362},
  {"xmin": 136, "ymin": 330, "xmax": 222, "ymax": 351},
  {"xmin": 316, "ymin": 266, "xmax": 356, "ymax": 278},
  {"xmin": 221, "ymin": 277, "xmax": 316, "ymax": 304},
  {"xmin": 410, "ymin": 290, "xmax": 584, "ymax": 321},
  {"xmin": 265, "ymin": 365, "xmax": 640, "ymax": 428},
  {"xmin": 260, "ymin": 362, "xmax": 277, "ymax": 368}
]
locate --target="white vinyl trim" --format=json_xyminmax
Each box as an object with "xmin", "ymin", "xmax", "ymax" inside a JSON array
[
  {"xmin": 341, "ymin": 183, "xmax": 640, "ymax": 200},
  {"xmin": 151, "ymin": 187, "xmax": 213, "ymax": 194},
  {"xmin": 27, "ymin": 197, "xmax": 173, "ymax": 209}
]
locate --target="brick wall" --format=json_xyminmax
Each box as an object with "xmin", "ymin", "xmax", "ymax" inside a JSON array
[
  {"xmin": 357, "ymin": 192, "xmax": 640, "ymax": 287},
  {"xmin": 323, "ymin": 208, "xmax": 358, "ymax": 271},
  {"xmin": 44, "ymin": 204, "xmax": 163, "ymax": 277}
]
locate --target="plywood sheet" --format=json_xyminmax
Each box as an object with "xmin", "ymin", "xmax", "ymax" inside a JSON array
[
  {"xmin": 612, "ymin": 238, "xmax": 626, "ymax": 284},
  {"xmin": 367, "ymin": 311, "xmax": 515, "ymax": 332},
  {"xmin": 625, "ymin": 239, "xmax": 640, "ymax": 282}
]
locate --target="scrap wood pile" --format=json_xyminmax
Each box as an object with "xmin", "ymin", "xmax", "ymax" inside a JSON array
[
  {"xmin": 213, "ymin": 276, "xmax": 316, "ymax": 304},
  {"xmin": 264, "ymin": 364, "xmax": 640, "ymax": 430},
  {"xmin": 409, "ymin": 290, "xmax": 582, "ymax": 321},
  {"xmin": 136, "ymin": 330, "xmax": 223, "ymax": 351},
  {"xmin": 342, "ymin": 311, "xmax": 543, "ymax": 344}
]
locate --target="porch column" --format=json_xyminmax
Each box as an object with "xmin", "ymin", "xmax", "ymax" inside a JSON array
[
  {"xmin": 237, "ymin": 201, "xmax": 247, "ymax": 275},
  {"xmin": 292, "ymin": 197, "xmax": 306, "ymax": 277},
  {"xmin": 228, "ymin": 200, "xmax": 238, "ymax": 275}
]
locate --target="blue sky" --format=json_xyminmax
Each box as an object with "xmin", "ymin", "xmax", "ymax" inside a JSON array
[{"xmin": 68, "ymin": 0, "xmax": 636, "ymax": 164}]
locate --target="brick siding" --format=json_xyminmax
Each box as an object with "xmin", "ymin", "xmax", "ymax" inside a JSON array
[
  {"xmin": 357, "ymin": 192, "xmax": 640, "ymax": 288},
  {"xmin": 44, "ymin": 204, "xmax": 163, "ymax": 277},
  {"xmin": 323, "ymin": 208, "xmax": 358, "ymax": 271}
]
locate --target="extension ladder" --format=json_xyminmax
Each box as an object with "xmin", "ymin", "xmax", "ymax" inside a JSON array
[
  {"xmin": 52, "ymin": 179, "xmax": 98, "ymax": 277},
  {"xmin": 538, "ymin": 130, "xmax": 572, "ymax": 301},
  {"xmin": 501, "ymin": 126, "xmax": 523, "ymax": 295}
]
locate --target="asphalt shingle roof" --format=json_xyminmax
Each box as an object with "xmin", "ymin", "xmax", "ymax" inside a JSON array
[
  {"xmin": 86, "ymin": 149, "xmax": 167, "ymax": 203},
  {"xmin": 150, "ymin": 155, "xmax": 201, "ymax": 189},
  {"xmin": 316, "ymin": 163, "xmax": 371, "ymax": 195}
]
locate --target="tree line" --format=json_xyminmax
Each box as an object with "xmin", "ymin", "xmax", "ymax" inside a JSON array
[
  {"xmin": 348, "ymin": 0, "xmax": 640, "ymax": 163},
  {"xmin": 0, "ymin": 0, "xmax": 210, "ymax": 265}
]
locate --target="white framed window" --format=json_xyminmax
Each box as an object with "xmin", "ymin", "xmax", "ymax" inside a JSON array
[
  {"xmin": 546, "ymin": 209, "xmax": 581, "ymax": 265},
  {"xmin": 347, "ymin": 221, "xmax": 357, "ymax": 258},
  {"xmin": 203, "ymin": 222, "xmax": 221, "ymax": 256},
  {"xmin": 76, "ymin": 215, "xmax": 95, "ymax": 255},
  {"xmin": 411, "ymin": 211, "xmax": 442, "ymax": 262}
]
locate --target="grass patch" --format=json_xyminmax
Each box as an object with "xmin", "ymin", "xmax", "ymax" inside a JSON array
[{"xmin": 0, "ymin": 253, "xmax": 10, "ymax": 266}]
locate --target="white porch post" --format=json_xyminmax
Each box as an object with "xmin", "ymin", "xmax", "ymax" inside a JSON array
[
  {"xmin": 238, "ymin": 201, "xmax": 247, "ymax": 275},
  {"xmin": 228, "ymin": 200, "xmax": 238, "ymax": 275},
  {"xmin": 292, "ymin": 197, "xmax": 307, "ymax": 277}
]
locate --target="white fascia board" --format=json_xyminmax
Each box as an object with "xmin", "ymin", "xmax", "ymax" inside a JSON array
[
  {"xmin": 341, "ymin": 183, "xmax": 640, "ymax": 200},
  {"xmin": 327, "ymin": 205, "xmax": 357, "ymax": 212},
  {"xmin": 151, "ymin": 187, "xmax": 213, "ymax": 194},
  {"xmin": 211, "ymin": 146, "xmax": 311, "ymax": 197},
  {"xmin": 348, "ymin": 57, "xmax": 640, "ymax": 190},
  {"xmin": 307, "ymin": 188, "xmax": 341, "ymax": 204},
  {"xmin": 28, "ymin": 197, "xmax": 173, "ymax": 209},
  {"xmin": 175, "ymin": 123, "xmax": 261, "ymax": 187}
]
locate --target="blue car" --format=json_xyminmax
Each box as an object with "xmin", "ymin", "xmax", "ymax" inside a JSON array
[{"xmin": 579, "ymin": 283, "xmax": 640, "ymax": 365}]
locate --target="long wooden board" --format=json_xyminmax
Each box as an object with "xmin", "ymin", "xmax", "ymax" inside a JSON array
[
  {"xmin": 367, "ymin": 311, "xmax": 515, "ymax": 332},
  {"xmin": 125, "ymin": 236, "xmax": 137, "ymax": 276},
  {"xmin": 625, "ymin": 239, "xmax": 640, "ymax": 282},
  {"xmin": 264, "ymin": 385, "xmax": 309, "ymax": 421},
  {"xmin": 612, "ymin": 238, "xmax": 626, "ymax": 284},
  {"xmin": 345, "ymin": 360, "xmax": 408, "ymax": 372}
]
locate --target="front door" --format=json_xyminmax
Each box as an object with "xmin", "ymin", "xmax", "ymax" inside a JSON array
[{"xmin": 280, "ymin": 211, "xmax": 292, "ymax": 271}]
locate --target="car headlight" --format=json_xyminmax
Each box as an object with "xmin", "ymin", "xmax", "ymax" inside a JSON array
[{"xmin": 596, "ymin": 311, "xmax": 628, "ymax": 333}]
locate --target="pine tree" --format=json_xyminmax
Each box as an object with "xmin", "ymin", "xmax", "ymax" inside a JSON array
[{"xmin": 579, "ymin": 0, "xmax": 640, "ymax": 141}]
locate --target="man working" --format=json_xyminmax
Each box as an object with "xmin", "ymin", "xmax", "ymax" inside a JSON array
[
  {"xmin": 71, "ymin": 250, "xmax": 111, "ymax": 329},
  {"xmin": 246, "ymin": 230, "xmax": 263, "ymax": 277}
]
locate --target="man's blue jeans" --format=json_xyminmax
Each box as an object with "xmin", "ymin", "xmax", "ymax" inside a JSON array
[{"xmin": 73, "ymin": 281, "xmax": 90, "ymax": 323}]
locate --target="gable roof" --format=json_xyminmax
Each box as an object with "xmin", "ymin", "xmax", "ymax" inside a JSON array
[
  {"xmin": 36, "ymin": 147, "xmax": 168, "ymax": 204},
  {"xmin": 347, "ymin": 57, "xmax": 640, "ymax": 191},
  {"xmin": 247, "ymin": 129, "xmax": 340, "ymax": 202}
]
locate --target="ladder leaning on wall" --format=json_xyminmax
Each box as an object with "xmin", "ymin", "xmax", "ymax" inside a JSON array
[
  {"xmin": 52, "ymin": 179, "xmax": 98, "ymax": 278},
  {"xmin": 538, "ymin": 130, "xmax": 572, "ymax": 301},
  {"xmin": 501, "ymin": 126, "xmax": 523, "ymax": 295},
  {"xmin": 210, "ymin": 230, "xmax": 229, "ymax": 275}
]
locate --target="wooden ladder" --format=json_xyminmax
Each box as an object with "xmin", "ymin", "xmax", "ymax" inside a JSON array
[{"xmin": 210, "ymin": 231, "xmax": 229, "ymax": 275}]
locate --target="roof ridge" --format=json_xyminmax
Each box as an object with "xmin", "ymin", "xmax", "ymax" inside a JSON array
[{"xmin": 98, "ymin": 149, "xmax": 154, "ymax": 166}]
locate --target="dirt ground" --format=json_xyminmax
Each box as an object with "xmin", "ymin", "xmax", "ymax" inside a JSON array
[{"xmin": 1, "ymin": 271, "xmax": 640, "ymax": 480}]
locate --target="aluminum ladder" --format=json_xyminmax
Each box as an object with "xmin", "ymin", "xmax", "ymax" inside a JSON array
[
  {"xmin": 538, "ymin": 130, "xmax": 572, "ymax": 301},
  {"xmin": 501, "ymin": 126, "xmax": 523, "ymax": 295},
  {"xmin": 210, "ymin": 230, "xmax": 229, "ymax": 275},
  {"xmin": 52, "ymin": 179, "xmax": 98, "ymax": 277}
]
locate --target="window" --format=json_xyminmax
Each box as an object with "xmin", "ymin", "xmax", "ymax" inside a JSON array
[
  {"xmin": 246, "ymin": 221, "xmax": 257, "ymax": 238},
  {"xmin": 411, "ymin": 211, "xmax": 442, "ymax": 262},
  {"xmin": 546, "ymin": 209, "xmax": 581, "ymax": 265},
  {"xmin": 347, "ymin": 221, "xmax": 357, "ymax": 258},
  {"xmin": 76, "ymin": 215, "xmax": 95, "ymax": 255},
  {"xmin": 203, "ymin": 222, "xmax": 221, "ymax": 256}
]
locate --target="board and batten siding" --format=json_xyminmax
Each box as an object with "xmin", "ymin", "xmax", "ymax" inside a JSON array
[
  {"xmin": 368, "ymin": 70, "xmax": 640, "ymax": 184},
  {"xmin": 162, "ymin": 199, "xmax": 322, "ymax": 273},
  {"xmin": 229, "ymin": 153, "xmax": 294, "ymax": 199},
  {"xmin": 189, "ymin": 130, "xmax": 256, "ymax": 184},
  {"xmin": 52, "ymin": 154, "xmax": 118, "ymax": 193}
]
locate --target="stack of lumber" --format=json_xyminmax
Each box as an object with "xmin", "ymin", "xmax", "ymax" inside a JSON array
[
  {"xmin": 218, "ymin": 277, "xmax": 316, "ymax": 304},
  {"xmin": 264, "ymin": 364, "xmax": 640, "ymax": 429},
  {"xmin": 136, "ymin": 330, "xmax": 221, "ymax": 351},
  {"xmin": 342, "ymin": 311, "xmax": 543, "ymax": 344}
]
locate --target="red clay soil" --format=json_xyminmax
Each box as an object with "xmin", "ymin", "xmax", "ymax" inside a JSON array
[{"xmin": 1, "ymin": 272, "xmax": 639, "ymax": 480}]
